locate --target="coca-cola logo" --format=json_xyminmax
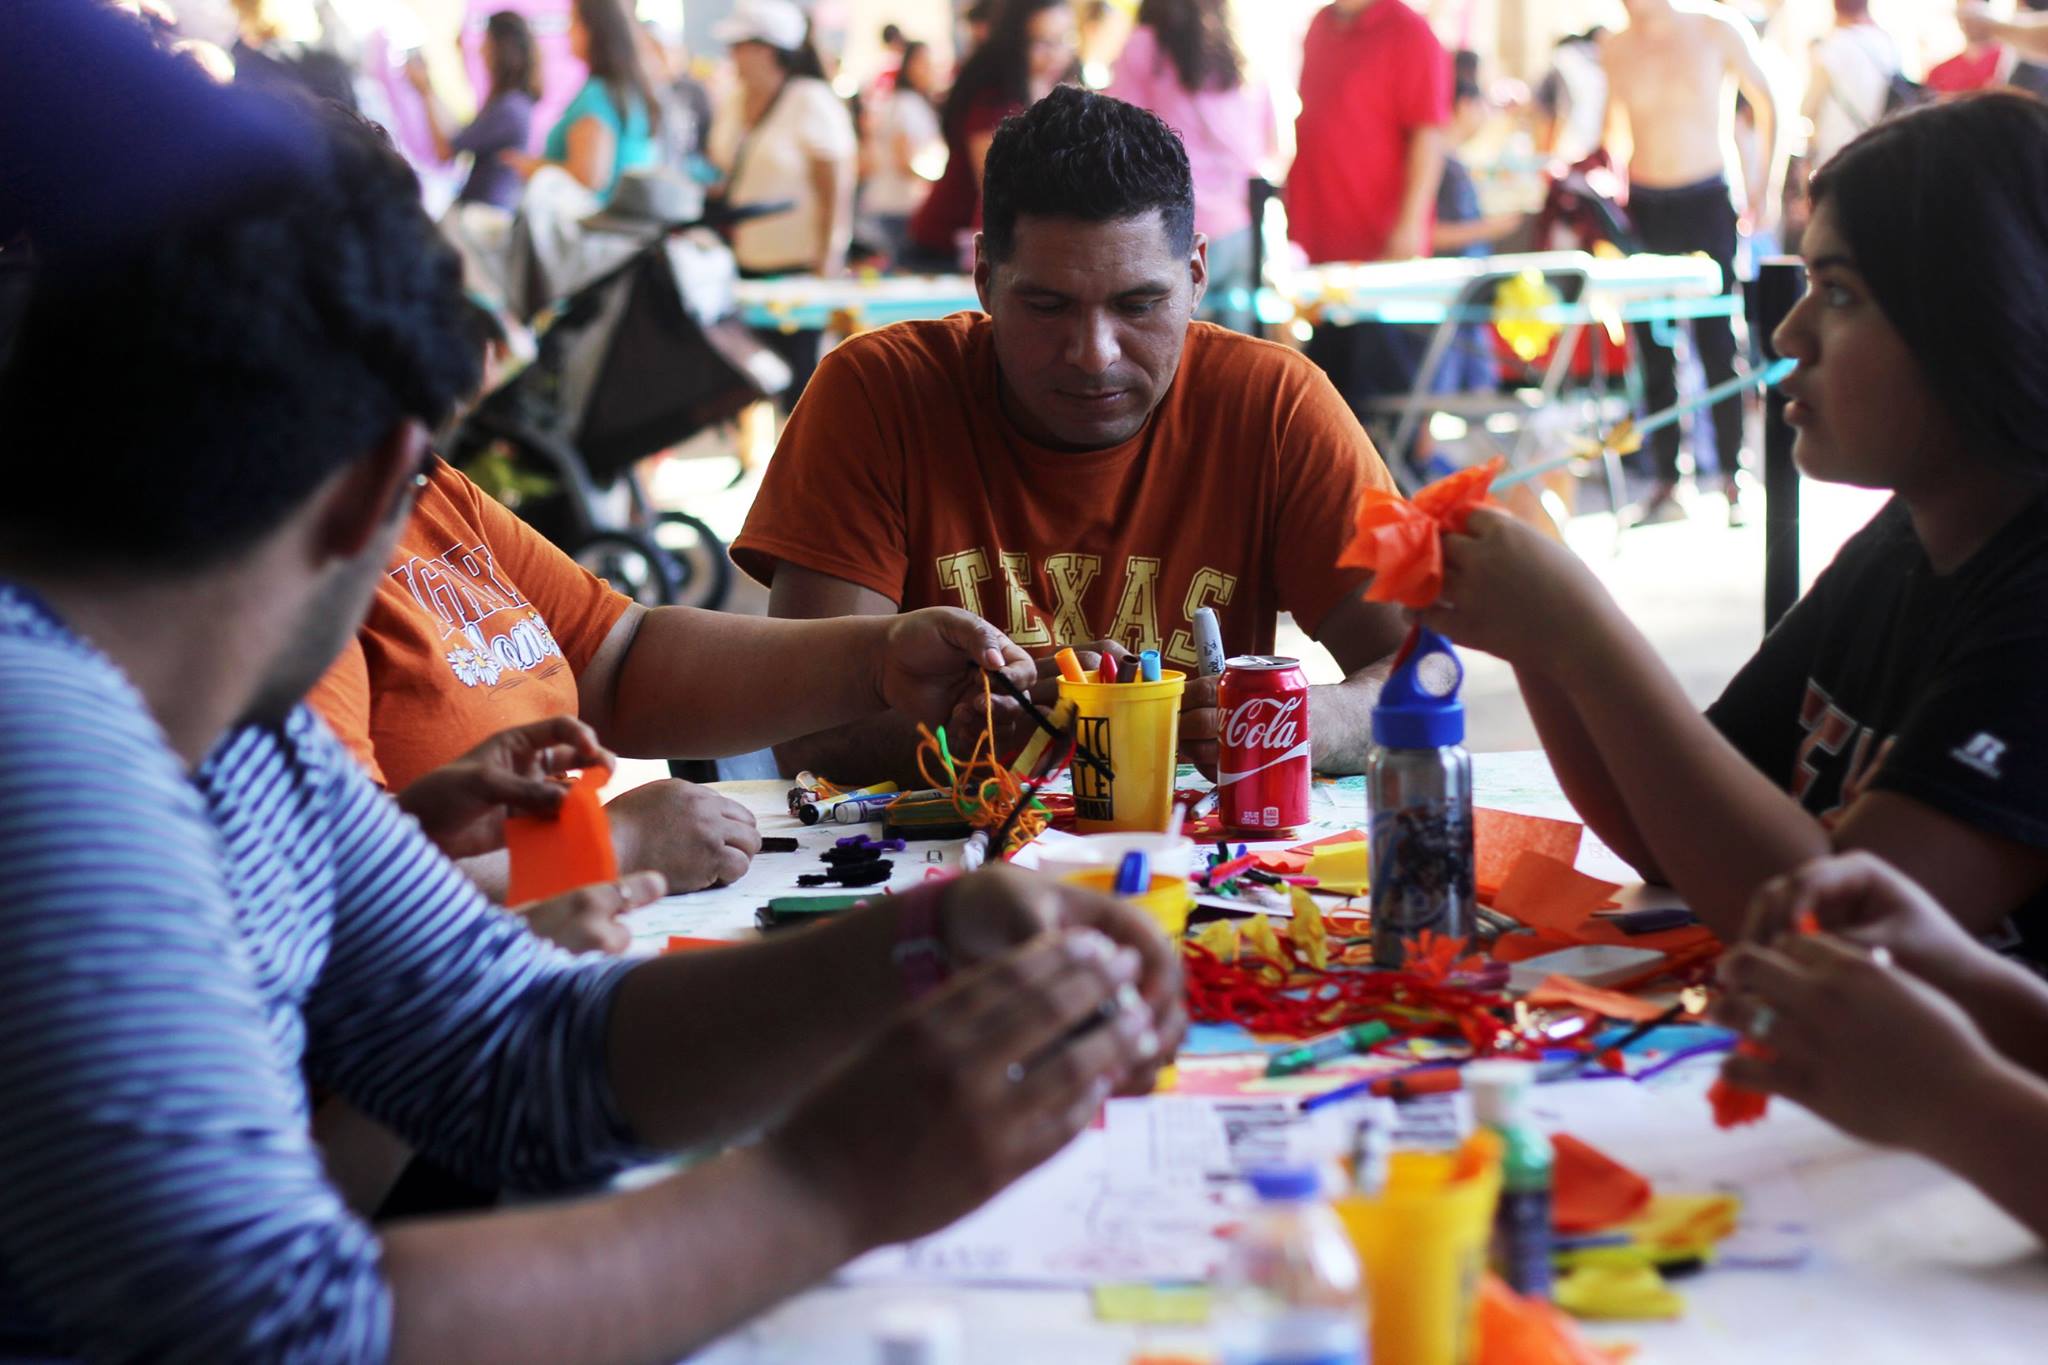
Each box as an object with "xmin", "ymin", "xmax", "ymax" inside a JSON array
[{"xmin": 1223, "ymin": 695, "xmax": 1302, "ymax": 752}]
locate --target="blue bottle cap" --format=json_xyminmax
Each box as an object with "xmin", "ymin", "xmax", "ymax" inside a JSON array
[
  {"xmin": 1372, "ymin": 627, "xmax": 1465, "ymax": 749},
  {"xmin": 1246, "ymin": 1166, "xmax": 1323, "ymax": 1202}
]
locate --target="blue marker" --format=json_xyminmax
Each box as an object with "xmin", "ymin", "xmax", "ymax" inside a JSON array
[
  {"xmin": 1139, "ymin": 650, "xmax": 1162, "ymax": 682},
  {"xmin": 1114, "ymin": 849, "xmax": 1151, "ymax": 896}
]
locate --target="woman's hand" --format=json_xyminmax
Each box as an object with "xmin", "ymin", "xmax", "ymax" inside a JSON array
[
  {"xmin": 519, "ymin": 870, "xmax": 667, "ymax": 954},
  {"xmin": 396, "ymin": 716, "xmax": 614, "ymax": 859},
  {"xmin": 1716, "ymin": 933, "xmax": 2002, "ymax": 1152},
  {"xmin": 1419, "ymin": 508, "xmax": 1612, "ymax": 674}
]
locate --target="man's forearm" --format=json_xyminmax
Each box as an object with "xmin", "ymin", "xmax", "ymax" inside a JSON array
[
  {"xmin": 1307, "ymin": 667, "xmax": 1386, "ymax": 776},
  {"xmin": 384, "ymin": 1144, "xmax": 856, "ymax": 1365},
  {"xmin": 605, "ymin": 890, "xmax": 915, "ymax": 1149},
  {"xmin": 774, "ymin": 709, "xmax": 933, "ymax": 787},
  {"xmin": 606, "ymin": 610, "xmax": 895, "ymax": 759}
]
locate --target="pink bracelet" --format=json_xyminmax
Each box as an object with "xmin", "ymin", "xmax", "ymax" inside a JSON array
[{"xmin": 891, "ymin": 886, "xmax": 952, "ymax": 1001}]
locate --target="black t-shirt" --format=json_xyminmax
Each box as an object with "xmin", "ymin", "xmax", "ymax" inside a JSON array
[{"xmin": 1707, "ymin": 494, "xmax": 2048, "ymax": 957}]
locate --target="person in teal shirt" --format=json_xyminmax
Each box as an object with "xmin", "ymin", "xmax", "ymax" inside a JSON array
[{"xmin": 509, "ymin": 0, "xmax": 659, "ymax": 204}]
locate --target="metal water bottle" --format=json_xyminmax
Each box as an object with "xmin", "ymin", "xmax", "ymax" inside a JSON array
[{"xmin": 1367, "ymin": 629, "xmax": 1474, "ymax": 969}]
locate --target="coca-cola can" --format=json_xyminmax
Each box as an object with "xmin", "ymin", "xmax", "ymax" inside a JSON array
[{"xmin": 1218, "ymin": 655, "xmax": 1311, "ymax": 835}]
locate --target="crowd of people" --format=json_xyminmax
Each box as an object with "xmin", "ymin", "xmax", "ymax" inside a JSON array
[{"xmin": 10, "ymin": 0, "xmax": 2048, "ymax": 1360}]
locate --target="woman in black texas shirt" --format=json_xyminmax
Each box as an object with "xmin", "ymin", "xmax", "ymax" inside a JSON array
[{"xmin": 1414, "ymin": 92, "xmax": 2048, "ymax": 957}]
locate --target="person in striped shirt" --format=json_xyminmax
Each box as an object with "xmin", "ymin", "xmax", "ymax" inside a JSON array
[{"xmin": 0, "ymin": 27, "xmax": 1184, "ymax": 1363}]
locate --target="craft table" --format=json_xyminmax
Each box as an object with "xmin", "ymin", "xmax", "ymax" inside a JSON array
[
  {"xmin": 625, "ymin": 756, "xmax": 2048, "ymax": 1364},
  {"xmin": 732, "ymin": 273, "xmax": 981, "ymax": 334}
]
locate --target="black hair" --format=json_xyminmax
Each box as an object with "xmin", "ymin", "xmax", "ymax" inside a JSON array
[
  {"xmin": 767, "ymin": 23, "xmax": 830, "ymax": 81},
  {"xmin": 882, "ymin": 22, "xmax": 905, "ymax": 45},
  {"xmin": 1810, "ymin": 92, "xmax": 2048, "ymax": 479},
  {"xmin": 981, "ymin": 84, "xmax": 1193, "ymax": 262},
  {"xmin": 575, "ymin": 0, "xmax": 662, "ymax": 131},
  {"xmin": 0, "ymin": 102, "xmax": 481, "ymax": 570},
  {"xmin": 898, "ymin": 40, "xmax": 935, "ymax": 98},
  {"xmin": 1135, "ymin": 0, "xmax": 1243, "ymax": 94},
  {"xmin": 485, "ymin": 10, "xmax": 542, "ymax": 102},
  {"xmin": 943, "ymin": 0, "xmax": 1068, "ymax": 138}
]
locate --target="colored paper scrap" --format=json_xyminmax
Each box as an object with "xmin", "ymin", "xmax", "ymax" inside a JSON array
[
  {"xmin": 1524, "ymin": 976, "xmax": 1672, "ymax": 1023},
  {"xmin": 1491, "ymin": 853, "xmax": 1621, "ymax": 938},
  {"xmin": 1552, "ymin": 1134, "xmax": 1652, "ymax": 1233},
  {"xmin": 1193, "ymin": 918, "xmax": 1240, "ymax": 963},
  {"xmin": 1306, "ymin": 841, "xmax": 1372, "ymax": 896},
  {"xmin": 505, "ymin": 766, "xmax": 617, "ymax": 906},
  {"xmin": 1477, "ymin": 1275, "xmax": 1630, "ymax": 1365},
  {"xmin": 1475, "ymin": 808, "xmax": 1584, "ymax": 899},
  {"xmin": 1287, "ymin": 888, "xmax": 1330, "ymax": 969},
  {"xmin": 1554, "ymin": 1263, "xmax": 1684, "ymax": 1321},
  {"xmin": 1709, "ymin": 1042, "xmax": 1773, "ymax": 1128},
  {"xmin": 1339, "ymin": 457, "xmax": 1505, "ymax": 608},
  {"xmin": 661, "ymin": 936, "xmax": 733, "ymax": 955},
  {"xmin": 1617, "ymin": 1193, "xmax": 1741, "ymax": 1260},
  {"xmin": 1257, "ymin": 829, "xmax": 1365, "ymax": 876},
  {"xmin": 1240, "ymin": 913, "xmax": 1283, "ymax": 964},
  {"xmin": 1091, "ymin": 1283, "xmax": 1212, "ymax": 1326}
]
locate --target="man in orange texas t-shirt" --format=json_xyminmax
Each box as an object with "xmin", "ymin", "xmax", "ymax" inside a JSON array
[
  {"xmin": 735, "ymin": 86, "xmax": 1409, "ymax": 784},
  {"xmin": 308, "ymin": 461, "xmax": 1035, "ymax": 898}
]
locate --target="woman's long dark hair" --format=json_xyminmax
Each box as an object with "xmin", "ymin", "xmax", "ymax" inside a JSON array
[
  {"xmin": 484, "ymin": 10, "xmax": 541, "ymax": 102},
  {"xmin": 1136, "ymin": 0, "xmax": 1243, "ymax": 93},
  {"xmin": 575, "ymin": 0, "xmax": 661, "ymax": 130},
  {"xmin": 1811, "ymin": 92, "xmax": 2048, "ymax": 478},
  {"xmin": 943, "ymin": 0, "xmax": 1067, "ymax": 137},
  {"xmin": 766, "ymin": 20, "xmax": 830, "ymax": 81}
]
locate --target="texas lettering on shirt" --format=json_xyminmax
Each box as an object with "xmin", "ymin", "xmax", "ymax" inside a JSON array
[
  {"xmin": 1792, "ymin": 679, "xmax": 1897, "ymax": 823},
  {"xmin": 389, "ymin": 540, "xmax": 567, "ymax": 690},
  {"xmin": 932, "ymin": 547, "xmax": 1239, "ymax": 666}
]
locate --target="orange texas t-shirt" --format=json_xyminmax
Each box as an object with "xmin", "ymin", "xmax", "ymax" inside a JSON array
[
  {"xmin": 733, "ymin": 315, "xmax": 1396, "ymax": 668},
  {"xmin": 306, "ymin": 461, "xmax": 634, "ymax": 791}
]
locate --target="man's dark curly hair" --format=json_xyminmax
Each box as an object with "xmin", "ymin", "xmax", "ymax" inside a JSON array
[
  {"xmin": 0, "ymin": 100, "xmax": 480, "ymax": 570},
  {"xmin": 981, "ymin": 85, "xmax": 1195, "ymax": 263}
]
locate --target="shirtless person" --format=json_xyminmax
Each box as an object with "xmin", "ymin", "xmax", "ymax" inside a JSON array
[{"xmin": 1602, "ymin": 0, "xmax": 1780, "ymax": 525}]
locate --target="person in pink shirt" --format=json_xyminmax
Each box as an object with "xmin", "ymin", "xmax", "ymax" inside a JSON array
[{"xmin": 1107, "ymin": 0, "xmax": 1276, "ymax": 330}]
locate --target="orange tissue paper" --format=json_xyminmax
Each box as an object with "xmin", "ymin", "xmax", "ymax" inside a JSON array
[
  {"xmin": 505, "ymin": 766, "xmax": 618, "ymax": 906},
  {"xmin": 1339, "ymin": 457, "xmax": 1506, "ymax": 608}
]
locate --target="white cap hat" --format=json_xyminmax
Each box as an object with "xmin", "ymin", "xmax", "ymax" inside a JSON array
[{"xmin": 713, "ymin": 0, "xmax": 809, "ymax": 53}]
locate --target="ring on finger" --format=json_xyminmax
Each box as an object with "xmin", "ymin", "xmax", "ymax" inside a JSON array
[
  {"xmin": 1870, "ymin": 945, "xmax": 1895, "ymax": 970},
  {"xmin": 1005, "ymin": 1061, "xmax": 1027, "ymax": 1085},
  {"xmin": 1748, "ymin": 1004, "xmax": 1777, "ymax": 1042}
]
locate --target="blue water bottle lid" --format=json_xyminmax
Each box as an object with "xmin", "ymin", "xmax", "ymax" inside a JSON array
[
  {"xmin": 1372, "ymin": 627, "xmax": 1465, "ymax": 749},
  {"xmin": 1246, "ymin": 1166, "xmax": 1323, "ymax": 1202}
]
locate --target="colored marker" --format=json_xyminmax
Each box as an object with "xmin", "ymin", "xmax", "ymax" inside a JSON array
[
  {"xmin": 1099, "ymin": 657, "xmax": 1119, "ymax": 685},
  {"xmin": 1139, "ymin": 649, "xmax": 1162, "ymax": 682},
  {"xmin": 1054, "ymin": 647, "xmax": 1087, "ymax": 683},
  {"xmin": 1371, "ymin": 1066, "xmax": 1464, "ymax": 1101},
  {"xmin": 1116, "ymin": 655, "xmax": 1140, "ymax": 684},
  {"xmin": 1266, "ymin": 1021, "xmax": 1393, "ymax": 1077},
  {"xmin": 802, "ymin": 791, "xmax": 908, "ymax": 825},
  {"xmin": 1193, "ymin": 607, "xmax": 1227, "ymax": 677},
  {"xmin": 959, "ymin": 829, "xmax": 990, "ymax": 872},
  {"xmin": 1114, "ymin": 849, "xmax": 1151, "ymax": 896}
]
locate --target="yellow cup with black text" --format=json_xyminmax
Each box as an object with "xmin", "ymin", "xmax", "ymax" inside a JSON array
[
  {"xmin": 1058, "ymin": 867, "xmax": 1193, "ymax": 940},
  {"xmin": 1057, "ymin": 670, "xmax": 1186, "ymax": 833}
]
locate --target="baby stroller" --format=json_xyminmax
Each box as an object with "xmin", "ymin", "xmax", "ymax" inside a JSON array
[{"xmin": 444, "ymin": 201, "xmax": 792, "ymax": 609}]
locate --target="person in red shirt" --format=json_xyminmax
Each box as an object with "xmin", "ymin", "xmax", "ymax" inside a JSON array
[{"xmin": 1288, "ymin": 0, "xmax": 1452, "ymax": 447}]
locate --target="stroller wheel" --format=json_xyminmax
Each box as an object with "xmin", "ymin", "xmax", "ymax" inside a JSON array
[
  {"xmin": 651, "ymin": 510, "xmax": 734, "ymax": 612},
  {"xmin": 572, "ymin": 530, "xmax": 682, "ymax": 607}
]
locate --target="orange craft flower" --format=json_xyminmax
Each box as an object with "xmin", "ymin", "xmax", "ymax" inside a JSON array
[
  {"xmin": 1405, "ymin": 929, "xmax": 1486, "ymax": 985},
  {"xmin": 1338, "ymin": 457, "xmax": 1506, "ymax": 608}
]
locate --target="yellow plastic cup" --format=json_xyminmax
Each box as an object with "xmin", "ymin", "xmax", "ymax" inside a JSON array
[
  {"xmin": 1059, "ymin": 867, "xmax": 1194, "ymax": 939},
  {"xmin": 1058, "ymin": 669, "xmax": 1186, "ymax": 832},
  {"xmin": 1332, "ymin": 1133, "xmax": 1503, "ymax": 1365}
]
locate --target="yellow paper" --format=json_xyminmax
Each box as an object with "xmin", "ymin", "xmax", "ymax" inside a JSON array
[
  {"xmin": 1090, "ymin": 1283, "xmax": 1212, "ymax": 1326},
  {"xmin": 1193, "ymin": 918, "xmax": 1239, "ymax": 962},
  {"xmin": 1241, "ymin": 913, "xmax": 1283, "ymax": 963},
  {"xmin": 1554, "ymin": 1263, "xmax": 1685, "ymax": 1321},
  {"xmin": 1307, "ymin": 842, "xmax": 1372, "ymax": 896},
  {"xmin": 1619, "ymin": 1193, "xmax": 1740, "ymax": 1256},
  {"xmin": 1288, "ymin": 888, "xmax": 1329, "ymax": 969}
]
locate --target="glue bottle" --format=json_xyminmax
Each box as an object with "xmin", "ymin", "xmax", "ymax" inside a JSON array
[
  {"xmin": 1366, "ymin": 628, "xmax": 1474, "ymax": 969},
  {"xmin": 1467, "ymin": 1060, "xmax": 1555, "ymax": 1299},
  {"xmin": 1213, "ymin": 1167, "xmax": 1368, "ymax": 1365}
]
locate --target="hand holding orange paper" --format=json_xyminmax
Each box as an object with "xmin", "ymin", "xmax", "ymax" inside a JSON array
[
  {"xmin": 1339, "ymin": 457, "xmax": 1506, "ymax": 608},
  {"xmin": 505, "ymin": 767, "xmax": 619, "ymax": 906}
]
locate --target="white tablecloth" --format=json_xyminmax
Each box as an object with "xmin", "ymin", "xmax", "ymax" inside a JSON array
[{"xmin": 626, "ymin": 758, "xmax": 2048, "ymax": 1364}]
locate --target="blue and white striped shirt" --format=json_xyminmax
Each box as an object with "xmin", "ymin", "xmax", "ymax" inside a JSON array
[{"xmin": 0, "ymin": 585, "xmax": 651, "ymax": 1362}]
